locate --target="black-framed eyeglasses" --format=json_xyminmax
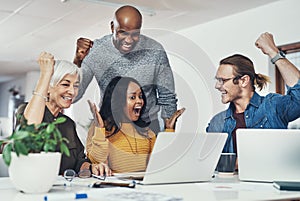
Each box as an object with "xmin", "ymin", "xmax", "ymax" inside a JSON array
[{"xmin": 215, "ymin": 76, "xmax": 240, "ymax": 85}]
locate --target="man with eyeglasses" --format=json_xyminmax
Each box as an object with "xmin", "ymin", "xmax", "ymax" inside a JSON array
[{"xmin": 206, "ymin": 32, "xmax": 300, "ymax": 155}]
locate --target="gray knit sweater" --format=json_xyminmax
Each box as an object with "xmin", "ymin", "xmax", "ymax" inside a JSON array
[{"xmin": 76, "ymin": 34, "xmax": 177, "ymax": 120}]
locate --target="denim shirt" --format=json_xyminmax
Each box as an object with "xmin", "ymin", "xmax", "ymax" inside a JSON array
[{"xmin": 206, "ymin": 79, "xmax": 300, "ymax": 153}]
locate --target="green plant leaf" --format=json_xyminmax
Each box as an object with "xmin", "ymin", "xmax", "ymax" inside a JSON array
[
  {"xmin": 54, "ymin": 129, "xmax": 62, "ymax": 142},
  {"xmin": 14, "ymin": 141, "xmax": 29, "ymax": 156},
  {"xmin": 54, "ymin": 117, "xmax": 66, "ymax": 124},
  {"xmin": 39, "ymin": 122, "xmax": 48, "ymax": 127},
  {"xmin": 43, "ymin": 140, "xmax": 56, "ymax": 152},
  {"xmin": 2, "ymin": 114, "xmax": 70, "ymax": 166},
  {"xmin": 2, "ymin": 143, "xmax": 12, "ymax": 166},
  {"xmin": 46, "ymin": 124, "xmax": 55, "ymax": 134},
  {"xmin": 12, "ymin": 130, "xmax": 29, "ymax": 140},
  {"xmin": 21, "ymin": 123, "xmax": 36, "ymax": 132},
  {"xmin": 43, "ymin": 143, "xmax": 50, "ymax": 152},
  {"xmin": 60, "ymin": 143, "xmax": 70, "ymax": 157},
  {"xmin": 63, "ymin": 138, "xmax": 69, "ymax": 144}
]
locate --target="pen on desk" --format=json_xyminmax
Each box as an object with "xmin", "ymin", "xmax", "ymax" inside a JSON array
[
  {"xmin": 92, "ymin": 173, "xmax": 106, "ymax": 180},
  {"xmin": 43, "ymin": 193, "xmax": 88, "ymax": 201},
  {"xmin": 53, "ymin": 183, "xmax": 93, "ymax": 188},
  {"xmin": 92, "ymin": 180, "xmax": 136, "ymax": 188}
]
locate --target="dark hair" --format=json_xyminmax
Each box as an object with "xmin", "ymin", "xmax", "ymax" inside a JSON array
[
  {"xmin": 100, "ymin": 76, "xmax": 149, "ymax": 137},
  {"xmin": 220, "ymin": 54, "xmax": 270, "ymax": 91}
]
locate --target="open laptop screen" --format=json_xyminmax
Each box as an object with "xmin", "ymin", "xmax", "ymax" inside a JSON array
[
  {"xmin": 237, "ymin": 129, "xmax": 300, "ymax": 182},
  {"xmin": 141, "ymin": 132, "xmax": 227, "ymax": 185},
  {"xmin": 113, "ymin": 132, "xmax": 228, "ymax": 185}
]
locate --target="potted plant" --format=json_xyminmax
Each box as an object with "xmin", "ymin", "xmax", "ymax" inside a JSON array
[{"xmin": 0, "ymin": 116, "xmax": 70, "ymax": 194}]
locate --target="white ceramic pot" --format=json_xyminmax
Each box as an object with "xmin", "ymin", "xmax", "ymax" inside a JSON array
[{"xmin": 8, "ymin": 152, "xmax": 61, "ymax": 194}]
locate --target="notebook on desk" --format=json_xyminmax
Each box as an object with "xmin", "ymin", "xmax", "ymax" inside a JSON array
[
  {"xmin": 237, "ymin": 129, "xmax": 300, "ymax": 183},
  {"xmin": 114, "ymin": 131, "xmax": 228, "ymax": 185}
]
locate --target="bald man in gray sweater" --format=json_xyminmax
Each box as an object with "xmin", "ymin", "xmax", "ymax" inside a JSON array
[{"xmin": 73, "ymin": 5, "xmax": 177, "ymax": 133}]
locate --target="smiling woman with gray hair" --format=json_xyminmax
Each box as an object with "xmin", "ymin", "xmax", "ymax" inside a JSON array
[{"xmin": 16, "ymin": 52, "xmax": 111, "ymax": 176}]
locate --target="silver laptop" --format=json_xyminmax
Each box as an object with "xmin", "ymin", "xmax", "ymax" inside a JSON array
[
  {"xmin": 115, "ymin": 132, "xmax": 227, "ymax": 185},
  {"xmin": 237, "ymin": 129, "xmax": 300, "ymax": 182}
]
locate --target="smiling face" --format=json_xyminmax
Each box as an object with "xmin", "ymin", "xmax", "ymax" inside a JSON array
[
  {"xmin": 48, "ymin": 73, "xmax": 79, "ymax": 110},
  {"xmin": 111, "ymin": 19, "xmax": 141, "ymax": 54},
  {"xmin": 215, "ymin": 64, "xmax": 242, "ymax": 104},
  {"xmin": 123, "ymin": 81, "xmax": 144, "ymax": 122},
  {"xmin": 111, "ymin": 6, "xmax": 142, "ymax": 54}
]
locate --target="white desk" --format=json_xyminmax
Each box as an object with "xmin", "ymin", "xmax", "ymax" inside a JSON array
[{"xmin": 1, "ymin": 174, "xmax": 300, "ymax": 201}]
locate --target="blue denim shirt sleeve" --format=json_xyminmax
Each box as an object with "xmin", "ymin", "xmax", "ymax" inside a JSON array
[
  {"xmin": 263, "ymin": 79, "xmax": 300, "ymax": 125},
  {"xmin": 206, "ymin": 110, "xmax": 226, "ymax": 133},
  {"xmin": 206, "ymin": 110, "xmax": 233, "ymax": 152},
  {"xmin": 281, "ymin": 79, "xmax": 300, "ymax": 121}
]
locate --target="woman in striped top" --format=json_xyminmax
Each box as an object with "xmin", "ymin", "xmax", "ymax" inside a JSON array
[{"xmin": 86, "ymin": 76, "xmax": 185, "ymax": 174}]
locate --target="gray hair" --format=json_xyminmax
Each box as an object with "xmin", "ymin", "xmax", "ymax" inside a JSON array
[{"xmin": 50, "ymin": 60, "xmax": 82, "ymax": 87}]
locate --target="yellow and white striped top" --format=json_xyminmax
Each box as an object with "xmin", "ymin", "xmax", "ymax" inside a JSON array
[{"xmin": 86, "ymin": 123, "xmax": 156, "ymax": 173}]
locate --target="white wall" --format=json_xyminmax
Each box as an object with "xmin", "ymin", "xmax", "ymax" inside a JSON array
[
  {"xmin": 180, "ymin": 0, "xmax": 300, "ymax": 72},
  {"xmin": 24, "ymin": 71, "xmax": 40, "ymax": 102},
  {"xmin": 174, "ymin": 0, "xmax": 300, "ymax": 131}
]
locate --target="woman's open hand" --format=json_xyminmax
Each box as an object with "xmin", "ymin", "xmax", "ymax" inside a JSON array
[
  {"xmin": 165, "ymin": 107, "xmax": 186, "ymax": 129},
  {"xmin": 87, "ymin": 100, "xmax": 104, "ymax": 128}
]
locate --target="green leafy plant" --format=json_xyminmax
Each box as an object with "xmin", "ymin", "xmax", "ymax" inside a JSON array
[{"xmin": 0, "ymin": 117, "xmax": 70, "ymax": 166}]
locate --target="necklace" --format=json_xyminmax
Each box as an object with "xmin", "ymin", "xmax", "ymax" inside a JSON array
[
  {"xmin": 122, "ymin": 132, "xmax": 138, "ymax": 155},
  {"xmin": 122, "ymin": 127, "xmax": 151, "ymax": 155}
]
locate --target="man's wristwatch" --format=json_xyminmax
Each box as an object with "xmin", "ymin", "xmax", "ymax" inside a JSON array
[{"xmin": 271, "ymin": 50, "xmax": 286, "ymax": 64}]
